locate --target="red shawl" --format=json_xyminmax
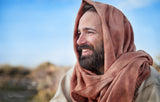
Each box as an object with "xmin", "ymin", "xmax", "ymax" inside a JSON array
[{"xmin": 70, "ymin": 0, "xmax": 153, "ymax": 102}]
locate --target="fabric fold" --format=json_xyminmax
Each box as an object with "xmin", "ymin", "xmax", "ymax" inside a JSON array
[{"xmin": 70, "ymin": 0, "xmax": 153, "ymax": 102}]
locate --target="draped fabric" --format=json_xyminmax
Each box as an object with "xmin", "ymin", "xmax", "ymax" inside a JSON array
[{"xmin": 70, "ymin": 0, "xmax": 153, "ymax": 102}]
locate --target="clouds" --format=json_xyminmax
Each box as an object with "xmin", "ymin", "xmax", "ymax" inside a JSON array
[
  {"xmin": 117, "ymin": 0, "xmax": 159, "ymax": 10},
  {"xmin": 96, "ymin": 0, "xmax": 159, "ymax": 11}
]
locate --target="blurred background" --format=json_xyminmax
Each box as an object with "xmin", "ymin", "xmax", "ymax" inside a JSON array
[{"xmin": 0, "ymin": 0, "xmax": 160, "ymax": 102}]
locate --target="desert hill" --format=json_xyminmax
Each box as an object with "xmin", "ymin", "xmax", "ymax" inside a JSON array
[{"xmin": 0, "ymin": 62, "xmax": 70, "ymax": 102}]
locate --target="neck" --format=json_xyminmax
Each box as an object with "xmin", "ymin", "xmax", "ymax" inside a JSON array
[
  {"xmin": 93, "ymin": 65, "xmax": 104, "ymax": 75},
  {"xmin": 98, "ymin": 65, "xmax": 104, "ymax": 75}
]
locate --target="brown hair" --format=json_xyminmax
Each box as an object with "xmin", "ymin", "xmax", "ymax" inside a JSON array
[{"xmin": 82, "ymin": 3, "xmax": 96, "ymax": 15}]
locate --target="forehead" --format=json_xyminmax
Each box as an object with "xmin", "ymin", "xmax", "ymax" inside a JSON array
[{"xmin": 78, "ymin": 11, "xmax": 101, "ymax": 29}]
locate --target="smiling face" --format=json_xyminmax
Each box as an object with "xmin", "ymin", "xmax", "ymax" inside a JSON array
[{"xmin": 77, "ymin": 11, "xmax": 104, "ymax": 73}]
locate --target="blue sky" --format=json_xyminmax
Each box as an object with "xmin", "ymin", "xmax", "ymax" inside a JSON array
[{"xmin": 0, "ymin": 0, "xmax": 160, "ymax": 68}]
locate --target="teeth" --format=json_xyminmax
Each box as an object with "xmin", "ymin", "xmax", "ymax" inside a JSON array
[{"xmin": 82, "ymin": 49, "xmax": 88, "ymax": 52}]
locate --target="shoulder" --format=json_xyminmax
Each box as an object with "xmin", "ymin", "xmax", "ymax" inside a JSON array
[
  {"xmin": 50, "ymin": 67, "xmax": 74, "ymax": 102},
  {"xmin": 144, "ymin": 67, "xmax": 160, "ymax": 86},
  {"xmin": 136, "ymin": 67, "xmax": 160, "ymax": 102}
]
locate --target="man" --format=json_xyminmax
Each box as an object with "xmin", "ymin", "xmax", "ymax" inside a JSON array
[{"xmin": 50, "ymin": 0, "xmax": 160, "ymax": 102}]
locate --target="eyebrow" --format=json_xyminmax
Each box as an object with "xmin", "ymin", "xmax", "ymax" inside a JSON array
[
  {"xmin": 78, "ymin": 27, "xmax": 97, "ymax": 32},
  {"xmin": 83, "ymin": 27, "xmax": 96, "ymax": 32}
]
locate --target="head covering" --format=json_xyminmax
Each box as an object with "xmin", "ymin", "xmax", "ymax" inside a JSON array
[{"xmin": 70, "ymin": 0, "xmax": 153, "ymax": 102}]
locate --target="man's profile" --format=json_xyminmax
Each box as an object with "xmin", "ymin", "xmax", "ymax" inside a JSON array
[{"xmin": 50, "ymin": 0, "xmax": 160, "ymax": 102}]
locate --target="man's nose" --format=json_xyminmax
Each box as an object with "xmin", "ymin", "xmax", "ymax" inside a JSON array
[{"xmin": 77, "ymin": 34, "xmax": 87, "ymax": 45}]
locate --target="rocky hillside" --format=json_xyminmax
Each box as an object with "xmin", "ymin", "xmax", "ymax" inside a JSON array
[
  {"xmin": 0, "ymin": 61, "xmax": 159, "ymax": 102},
  {"xmin": 0, "ymin": 62, "xmax": 70, "ymax": 102}
]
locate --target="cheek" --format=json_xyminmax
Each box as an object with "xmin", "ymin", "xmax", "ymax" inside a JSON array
[{"xmin": 88, "ymin": 36, "xmax": 102, "ymax": 48}]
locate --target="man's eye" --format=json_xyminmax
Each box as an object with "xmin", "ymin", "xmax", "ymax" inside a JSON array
[
  {"xmin": 78, "ymin": 32, "xmax": 81, "ymax": 35},
  {"xmin": 87, "ymin": 31, "xmax": 94, "ymax": 34},
  {"xmin": 77, "ymin": 32, "xmax": 81, "ymax": 37}
]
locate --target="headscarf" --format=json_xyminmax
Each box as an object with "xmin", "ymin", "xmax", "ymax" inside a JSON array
[{"xmin": 70, "ymin": 0, "xmax": 153, "ymax": 102}]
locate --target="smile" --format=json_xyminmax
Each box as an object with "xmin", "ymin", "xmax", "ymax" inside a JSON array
[{"xmin": 82, "ymin": 49, "xmax": 92, "ymax": 56}]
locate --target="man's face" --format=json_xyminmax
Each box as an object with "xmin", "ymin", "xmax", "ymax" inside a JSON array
[{"xmin": 77, "ymin": 11, "xmax": 104, "ymax": 72}]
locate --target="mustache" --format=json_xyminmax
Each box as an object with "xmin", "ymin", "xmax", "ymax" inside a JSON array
[{"xmin": 77, "ymin": 44, "xmax": 94, "ymax": 52}]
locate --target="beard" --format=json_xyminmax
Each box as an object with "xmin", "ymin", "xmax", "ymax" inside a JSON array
[{"xmin": 77, "ymin": 43, "xmax": 104, "ymax": 73}]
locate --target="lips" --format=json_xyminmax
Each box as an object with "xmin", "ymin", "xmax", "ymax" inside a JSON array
[
  {"xmin": 81, "ymin": 48, "xmax": 92, "ymax": 56},
  {"xmin": 77, "ymin": 44, "xmax": 94, "ymax": 56}
]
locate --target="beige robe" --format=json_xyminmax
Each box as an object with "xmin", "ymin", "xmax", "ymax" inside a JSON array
[{"xmin": 50, "ymin": 67, "xmax": 160, "ymax": 102}]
